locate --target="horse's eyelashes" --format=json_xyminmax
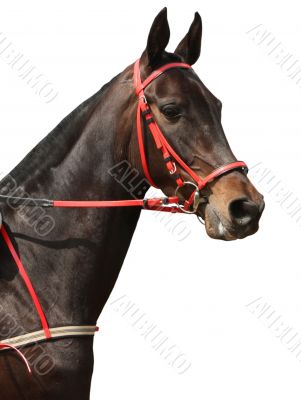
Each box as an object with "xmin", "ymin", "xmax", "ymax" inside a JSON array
[{"xmin": 160, "ymin": 105, "xmax": 182, "ymax": 119}]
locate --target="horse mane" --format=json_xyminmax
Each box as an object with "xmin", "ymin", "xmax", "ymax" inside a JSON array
[{"xmin": 4, "ymin": 77, "xmax": 119, "ymax": 186}]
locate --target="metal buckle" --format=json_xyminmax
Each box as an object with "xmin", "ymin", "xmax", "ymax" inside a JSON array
[
  {"xmin": 242, "ymin": 166, "xmax": 249, "ymax": 175},
  {"xmin": 169, "ymin": 162, "xmax": 177, "ymax": 175},
  {"xmin": 139, "ymin": 95, "xmax": 147, "ymax": 104},
  {"xmin": 175, "ymin": 181, "xmax": 201, "ymax": 214}
]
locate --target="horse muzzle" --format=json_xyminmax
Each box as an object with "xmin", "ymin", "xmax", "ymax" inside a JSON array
[{"xmin": 200, "ymin": 196, "xmax": 265, "ymax": 241}]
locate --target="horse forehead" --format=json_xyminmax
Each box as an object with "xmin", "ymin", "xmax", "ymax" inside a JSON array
[{"xmin": 150, "ymin": 70, "xmax": 213, "ymax": 103}]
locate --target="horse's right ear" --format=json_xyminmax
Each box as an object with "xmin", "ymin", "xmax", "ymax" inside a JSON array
[
  {"xmin": 174, "ymin": 12, "xmax": 202, "ymax": 65},
  {"xmin": 142, "ymin": 8, "xmax": 170, "ymax": 67}
]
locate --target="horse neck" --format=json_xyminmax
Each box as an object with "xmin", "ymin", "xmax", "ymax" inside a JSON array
[
  {"xmin": 0, "ymin": 64, "xmax": 148, "ymax": 330},
  {"xmin": 8, "ymin": 66, "xmax": 139, "ymax": 198}
]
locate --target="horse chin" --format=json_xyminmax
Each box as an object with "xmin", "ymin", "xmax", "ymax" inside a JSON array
[{"xmin": 201, "ymin": 204, "xmax": 259, "ymax": 241}]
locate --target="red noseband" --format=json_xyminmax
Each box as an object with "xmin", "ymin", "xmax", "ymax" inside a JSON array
[{"xmin": 133, "ymin": 59, "xmax": 248, "ymax": 210}]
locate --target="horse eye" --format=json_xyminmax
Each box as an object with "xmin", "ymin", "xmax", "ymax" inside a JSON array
[{"xmin": 161, "ymin": 105, "xmax": 181, "ymax": 119}]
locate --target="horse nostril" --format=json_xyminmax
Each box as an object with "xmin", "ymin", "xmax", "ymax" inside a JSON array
[{"xmin": 229, "ymin": 198, "xmax": 259, "ymax": 226}]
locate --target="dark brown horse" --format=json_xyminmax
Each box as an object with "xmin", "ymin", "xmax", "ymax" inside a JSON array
[{"xmin": 0, "ymin": 9, "xmax": 264, "ymax": 399}]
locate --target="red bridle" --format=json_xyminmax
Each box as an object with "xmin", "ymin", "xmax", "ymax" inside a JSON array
[
  {"xmin": 0, "ymin": 59, "xmax": 249, "ymax": 373},
  {"xmin": 134, "ymin": 58, "xmax": 248, "ymax": 212}
]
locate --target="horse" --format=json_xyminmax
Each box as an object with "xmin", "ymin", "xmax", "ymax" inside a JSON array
[{"xmin": 0, "ymin": 8, "xmax": 264, "ymax": 399}]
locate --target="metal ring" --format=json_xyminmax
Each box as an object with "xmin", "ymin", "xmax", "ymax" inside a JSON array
[
  {"xmin": 175, "ymin": 181, "xmax": 199, "ymax": 214},
  {"xmin": 177, "ymin": 204, "xmax": 197, "ymax": 214}
]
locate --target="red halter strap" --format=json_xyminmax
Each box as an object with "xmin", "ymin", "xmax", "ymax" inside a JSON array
[
  {"xmin": 0, "ymin": 225, "xmax": 51, "ymax": 340},
  {"xmin": 133, "ymin": 59, "xmax": 248, "ymax": 206}
]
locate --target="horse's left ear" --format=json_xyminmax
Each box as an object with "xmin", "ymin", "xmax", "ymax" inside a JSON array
[
  {"xmin": 143, "ymin": 8, "xmax": 170, "ymax": 67},
  {"xmin": 175, "ymin": 12, "xmax": 202, "ymax": 65}
]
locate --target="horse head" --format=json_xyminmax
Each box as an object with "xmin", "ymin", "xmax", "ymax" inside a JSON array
[{"xmin": 130, "ymin": 8, "xmax": 264, "ymax": 240}]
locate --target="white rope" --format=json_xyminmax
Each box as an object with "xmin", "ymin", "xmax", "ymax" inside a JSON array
[{"xmin": 0, "ymin": 325, "xmax": 98, "ymax": 349}]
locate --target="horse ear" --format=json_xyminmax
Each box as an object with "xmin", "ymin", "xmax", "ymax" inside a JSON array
[
  {"xmin": 174, "ymin": 12, "xmax": 202, "ymax": 65},
  {"xmin": 144, "ymin": 8, "xmax": 170, "ymax": 67}
]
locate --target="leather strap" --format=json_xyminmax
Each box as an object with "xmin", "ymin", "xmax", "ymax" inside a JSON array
[
  {"xmin": 53, "ymin": 197, "xmax": 178, "ymax": 208},
  {"xmin": 1, "ymin": 225, "xmax": 51, "ymax": 339},
  {"xmin": 0, "ymin": 325, "xmax": 98, "ymax": 349},
  {"xmin": 135, "ymin": 62, "xmax": 191, "ymax": 95}
]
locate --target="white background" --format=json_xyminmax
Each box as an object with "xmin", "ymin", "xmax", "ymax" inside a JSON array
[{"xmin": 1, "ymin": 0, "xmax": 301, "ymax": 399}]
